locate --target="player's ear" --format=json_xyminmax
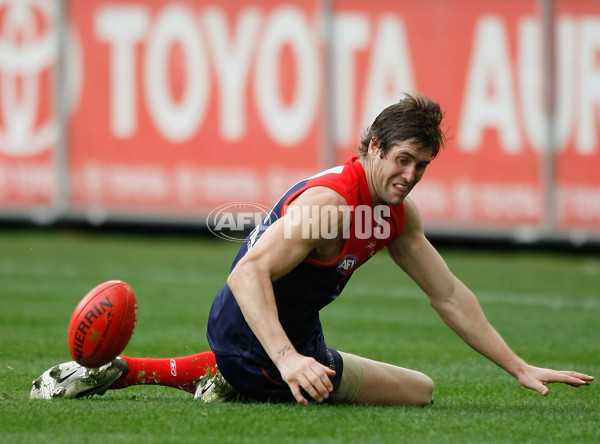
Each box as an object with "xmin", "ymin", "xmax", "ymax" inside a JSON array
[{"xmin": 368, "ymin": 137, "xmax": 380, "ymax": 158}]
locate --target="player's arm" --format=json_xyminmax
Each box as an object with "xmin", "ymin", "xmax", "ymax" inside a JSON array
[
  {"xmin": 226, "ymin": 187, "xmax": 347, "ymax": 404},
  {"xmin": 387, "ymin": 198, "xmax": 593, "ymax": 394}
]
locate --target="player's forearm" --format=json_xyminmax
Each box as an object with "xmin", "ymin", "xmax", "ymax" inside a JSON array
[{"xmin": 431, "ymin": 285, "xmax": 527, "ymax": 378}]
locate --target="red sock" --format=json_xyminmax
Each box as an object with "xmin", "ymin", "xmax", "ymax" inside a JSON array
[{"xmin": 110, "ymin": 352, "xmax": 217, "ymax": 394}]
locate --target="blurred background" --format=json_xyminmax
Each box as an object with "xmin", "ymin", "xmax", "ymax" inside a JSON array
[{"xmin": 1, "ymin": 0, "xmax": 599, "ymax": 245}]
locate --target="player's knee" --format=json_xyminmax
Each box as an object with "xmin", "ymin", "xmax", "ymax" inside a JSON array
[{"xmin": 414, "ymin": 372, "xmax": 434, "ymax": 406}]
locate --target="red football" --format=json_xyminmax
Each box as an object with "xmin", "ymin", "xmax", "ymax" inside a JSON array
[{"xmin": 68, "ymin": 280, "xmax": 137, "ymax": 368}]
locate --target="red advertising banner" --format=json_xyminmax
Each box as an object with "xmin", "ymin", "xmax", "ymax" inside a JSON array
[
  {"xmin": 553, "ymin": 0, "xmax": 600, "ymax": 235},
  {"xmin": 1, "ymin": 0, "xmax": 599, "ymax": 241},
  {"xmin": 333, "ymin": 0, "xmax": 600, "ymax": 239},
  {"xmin": 67, "ymin": 0, "xmax": 324, "ymax": 220},
  {"xmin": 0, "ymin": 0, "xmax": 59, "ymax": 213},
  {"xmin": 334, "ymin": 0, "xmax": 544, "ymax": 233}
]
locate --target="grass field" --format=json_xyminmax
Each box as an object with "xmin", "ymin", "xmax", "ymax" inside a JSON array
[{"xmin": 0, "ymin": 227, "xmax": 598, "ymax": 443}]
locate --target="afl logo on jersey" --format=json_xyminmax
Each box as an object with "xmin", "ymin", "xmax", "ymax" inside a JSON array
[{"xmin": 337, "ymin": 254, "xmax": 358, "ymax": 275}]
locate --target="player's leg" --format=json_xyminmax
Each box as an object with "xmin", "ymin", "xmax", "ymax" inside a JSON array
[
  {"xmin": 110, "ymin": 352, "xmax": 217, "ymax": 393},
  {"xmin": 329, "ymin": 351, "xmax": 433, "ymax": 406},
  {"xmin": 357, "ymin": 357, "xmax": 434, "ymax": 405},
  {"xmin": 30, "ymin": 352, "xmax": 217, "ymax": 399}
]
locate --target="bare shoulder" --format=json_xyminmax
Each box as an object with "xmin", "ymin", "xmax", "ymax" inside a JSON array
[
  {"xmin": 288, "ymin": 186, "xmax": 348, "ymax": 208},
  {"xmin": 388, "ymin": 197, "xmax": 429, "ymax": 260},
  {"xmin": 401, "ymin": 197, "xmax": 426, "ymax": 237},
  {"xmin": 388, "ymin": 198, "xmax": 452, "ymax": 289},
  {"xmin": 285, "ymin": 186, "xmax": 350, "ymax": 246},
  {"xmin": 239, "ymin": 186, "xmax": 348, "ymax": 279}
]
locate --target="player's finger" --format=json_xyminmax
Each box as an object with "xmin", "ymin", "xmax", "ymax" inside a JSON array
[
  {"xmin": 290, "ymin": 383, "xmax": 309, "ymax": 405},
  {"xmin": 301, "ymin": 366, "xmax": 335, "ymax": 403},
  {"xmin": 537, "ymin": 383, "xmax": 549, "ymax": 396},
  {"xmin": 564, "ymin": 371, "xmax": 594, "ymax": 382},
  {"xmin": 316, "ymin": 363, "xmax": 336, "ymax": 391},
  {"xmin": 311, "ymin": 374, "xmax": 333, "ymax": 397},
  {"xmin": 312, "ymin": 378, "xmax": 331, "ymax": 402},
  {"xmin": 299, "ymin": 375, "xmax": 327, "ymax": 403},
  {"xmin": 322, "ymin": 365, "xmax": 336, "ymax": 378},
  {"xmin": 313, "ymin": 364, "xmax": 337, "ymax": 397},
  {"xmin": 550, "ymin": 371, "xmax": 594, "ymax": 387}
]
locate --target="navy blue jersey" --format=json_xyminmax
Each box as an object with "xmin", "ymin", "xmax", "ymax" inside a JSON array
[{"xmin": 206, "ymin": 157, "xmax": 405, "ymax": 365}]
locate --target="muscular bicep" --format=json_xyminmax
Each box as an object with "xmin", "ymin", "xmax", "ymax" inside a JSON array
[{"xmin": 237, "ymin": 216, "xmax": 317, "ymax": 281}]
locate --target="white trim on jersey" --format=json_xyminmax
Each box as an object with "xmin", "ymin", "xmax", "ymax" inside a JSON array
[{"xmin": 306, "ymin": 165, "xmax": 344, "ymax": 180}]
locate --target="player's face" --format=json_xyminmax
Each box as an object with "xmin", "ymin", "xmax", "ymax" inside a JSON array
[{"xmin": 366, "ymin": 139, "xmax": 432, "ymax": 206}]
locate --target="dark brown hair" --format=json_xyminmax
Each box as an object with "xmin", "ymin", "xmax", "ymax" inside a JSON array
[{"xmin": 358, "ymin": 93, "xmax": 445, "ymax": 159}]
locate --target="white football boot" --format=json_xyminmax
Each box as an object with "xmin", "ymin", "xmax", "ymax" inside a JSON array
[
  {"xmin": 30, "ymin": 357, "xmax": 128, "ymax": 399},
  {"xmin": 194, "ymin": 368, "xmax": 240, "ymax": 402}
]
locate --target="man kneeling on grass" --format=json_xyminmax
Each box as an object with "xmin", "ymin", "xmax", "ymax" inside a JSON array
[{"xmin": 31, "ymin": 93, "xmax": 593, "ymax": 404}]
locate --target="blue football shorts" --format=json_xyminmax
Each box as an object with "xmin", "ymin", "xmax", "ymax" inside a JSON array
[{"xmin": 215, "ymin": 347, "xmax": 344, "ymax": 403}]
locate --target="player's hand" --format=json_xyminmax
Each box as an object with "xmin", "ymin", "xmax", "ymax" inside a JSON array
[
  {"xmin": 516, "ymin": 364, "xmax": 594, "ymax": 395},
  {"xmin": 277, "ymin": 352, "xmax": 336, "ymax": 405}
]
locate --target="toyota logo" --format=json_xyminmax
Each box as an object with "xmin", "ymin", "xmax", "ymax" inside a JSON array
[{"xmin": 0, "ymin": 0, "xmax": 81, "ymax": 157}]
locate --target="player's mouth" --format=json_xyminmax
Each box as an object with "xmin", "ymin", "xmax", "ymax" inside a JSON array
[{"xmin": 393, "ymin": 183, "xmax": 410, "ymax": 193}]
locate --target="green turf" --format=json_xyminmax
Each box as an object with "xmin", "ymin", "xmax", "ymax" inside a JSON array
[{"xmin": 0, "ymin": 228, "xmax": 598, "ymax": 443}]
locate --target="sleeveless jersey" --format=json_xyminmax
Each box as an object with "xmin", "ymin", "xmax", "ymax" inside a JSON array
[{"xmin": 206, "ymin": 157, "xmax": 405, "ymax": 363}]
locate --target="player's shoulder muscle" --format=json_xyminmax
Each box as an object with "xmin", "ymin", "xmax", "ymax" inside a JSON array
[
  {"xmin": 400, "ymin": 197, "xmax": 425, "ymax": 237},
  {"xmin": 289, "ymin": 186, "xmax": 348, "ymax": 208}
]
